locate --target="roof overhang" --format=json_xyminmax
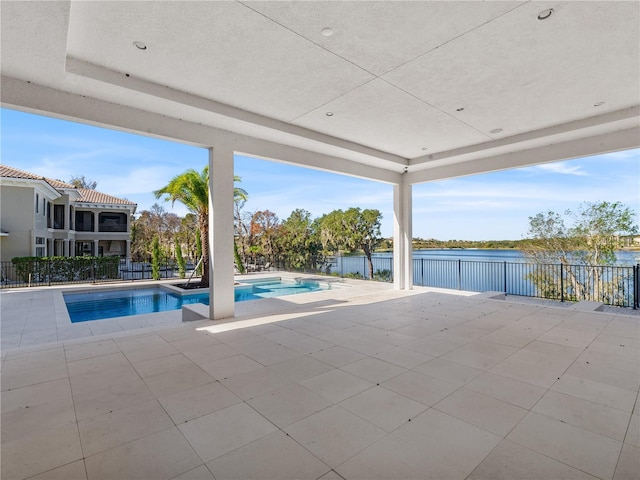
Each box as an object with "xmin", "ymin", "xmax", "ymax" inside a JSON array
[
  {"xmin": 1, "ymin": 1, "xmax": 638, "ymax": 185},
  {"xmin": 0, "ymin": 176, "xmax": 62, "ymax": 200}
]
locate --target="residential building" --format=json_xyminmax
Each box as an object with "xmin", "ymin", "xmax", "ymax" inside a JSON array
[{"xmin": 0, "ymin": 165, "xmax": 136, "ymax": 262}]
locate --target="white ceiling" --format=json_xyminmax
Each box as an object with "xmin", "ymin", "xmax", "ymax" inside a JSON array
[{"xmin": 1, "ymin": 1, "xmax": 639, "ymax": 183}]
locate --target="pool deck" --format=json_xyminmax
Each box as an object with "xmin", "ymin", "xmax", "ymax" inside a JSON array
[{"xmin": 1, "ymin": 273, "xmax": 638, "ymax": 479}]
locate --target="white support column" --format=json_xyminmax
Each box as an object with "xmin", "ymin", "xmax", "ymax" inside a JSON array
[
  {"xmin": 208, "ymin": 145, "xmax": 235, "ymax": 320},
  {"xmin": 393, "ymin": 180, "xmax": 413, "ymax": 290},
  {"xmin": 126, "ymin": 239, "xmax": 131, "ymax": 259},
  {"xmin": 93, "ymin": 239, "xmax": 99, "ymax": 256}
]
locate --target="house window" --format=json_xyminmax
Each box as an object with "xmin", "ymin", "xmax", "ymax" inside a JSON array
[
  {"xmin": 98, "ymin": 213, "xmax": 127, "ymax": 232},
  {"xmin": 43, "ymin": 198, "xmax": 46, "ymax": 216},
  {"xmin": 35, "ymin": 193, "xmax": 39, "ymax": 213},
  {"xmin": 54, "ymin": 205, "xmax": 65, "ymax": 229},
  {"xmin": 35, "ymin": 237, "xmax": 45, "ymax": 257},
  {"xmin": 75, "ymin": 211, "xmax": 94, "ymax": 232}
]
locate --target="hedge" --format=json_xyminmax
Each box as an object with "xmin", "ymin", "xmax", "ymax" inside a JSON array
[{"xmin": 10, "ymin": 256, "xmax": 120, "ymax": 283}]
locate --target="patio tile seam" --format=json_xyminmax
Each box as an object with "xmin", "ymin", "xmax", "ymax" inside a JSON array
[
  {"xmin": 505, "ymin": 413, "xmax": 624, "ymax": 480},
  {"xmin": 77, "ymin": 424, "xmax": 199, "ymax": 474},
  {"xmin": 465, "ymin": 439, "xmax": 605, "ymax": 480}
]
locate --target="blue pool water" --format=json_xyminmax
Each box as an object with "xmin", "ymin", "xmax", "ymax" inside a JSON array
[{"xmin": 65, "ymin": 279, "xmax": 329, "ymax": 323}]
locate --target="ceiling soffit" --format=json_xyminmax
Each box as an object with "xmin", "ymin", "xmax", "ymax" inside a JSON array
[{"xmin": 1, "ymin": 1, "xmax": 638, "ymax": 182}]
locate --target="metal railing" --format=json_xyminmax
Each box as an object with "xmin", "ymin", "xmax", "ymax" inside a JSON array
[
  {"xmin": 0, "ymin": 257, "xmax": 197, "ymax": 289},
  {"xmin": 2, "ymin": 255, "xmax": 638, "ymax": 309},
  {"xmin": 273, "ymin": 255, "xmax": 638, "ymax": 309},
  {"xmin": 411, "ymin": 258, "xmax": 638, "ymax": 308}
]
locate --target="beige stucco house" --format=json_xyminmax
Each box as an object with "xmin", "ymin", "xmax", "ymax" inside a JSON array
[{"xmin": 0, "ymin": 165, "xmax": 136, "ymax": 262}]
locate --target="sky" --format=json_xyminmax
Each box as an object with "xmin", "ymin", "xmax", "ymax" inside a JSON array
[{"xmin": 1, "ymin": 108, "xmax": 638, "ymax": 241}]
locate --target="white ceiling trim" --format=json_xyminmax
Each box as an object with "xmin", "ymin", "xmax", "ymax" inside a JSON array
[
  {"xmin": 409, "ymin": 126, "xmax": 640, "ymax": 184},
  {"xmin": 1, "ymin": 76, "xmax": 399, "ymax": 185},
  {"xmin": 65, "ymin": 57, "xmax": 407, "ymax": 168},
  {"xmin": 410, "ymin": 106, "xmax": 640, "ymax": 171}
]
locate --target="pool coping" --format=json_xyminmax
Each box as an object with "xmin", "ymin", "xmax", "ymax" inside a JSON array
[
  {"xmin": 62, "ymin": 275, "xmax": 351, "ymax": 324},
  {"xmin": 0, "ymin": 271, "xmax": 363, "ymax": 352}
]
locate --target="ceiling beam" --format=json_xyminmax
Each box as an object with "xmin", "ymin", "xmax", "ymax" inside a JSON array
[
  {"xmin": 1, "ymin": 76, "xmax": 400, "ymax": 184},
  {"xmin": 407, "ymin": 126, "xmax": 640, "ymax": 184},
  {"xmin": 65, "ymin": 57, "xmax": 407, "ymax": 167},
  {"xmin": 410, "ymin": 106, "xmax": 640, "ymax": 170}
]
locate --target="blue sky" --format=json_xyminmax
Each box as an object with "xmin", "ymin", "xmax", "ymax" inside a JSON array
[{"xmin": 2, "ymin": 108, "xmax": 638, "ymax": 240}]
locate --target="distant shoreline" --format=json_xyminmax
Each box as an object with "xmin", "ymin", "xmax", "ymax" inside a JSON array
[{"xmin": 376, "ymin": 246, "xmax": 640, "ymax": 253}]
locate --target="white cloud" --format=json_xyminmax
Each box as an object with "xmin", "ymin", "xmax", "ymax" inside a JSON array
[{"xmin": 532, "ymin": 162, "xmax": 588, "ymax": 176}]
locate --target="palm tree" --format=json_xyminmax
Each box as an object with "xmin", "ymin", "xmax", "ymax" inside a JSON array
[{"xmin": 154, "ymin": 166, "xmax": 247, "ymax": 287}]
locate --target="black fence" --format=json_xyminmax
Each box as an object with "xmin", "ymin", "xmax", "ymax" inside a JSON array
[
  {"xmin": 411, "ymin": 258, "xmax": 638, "ymax": 309},
  {"xmin": 0, "ymin": 257, "xmax": 198, "ymax": 288},
  {"xmin": 2, "ymin": 255, "xmax": 638, "ymax": 309},
  {"xmin": 273, "ymin": 255, "xmax": 639, "ymax": 309}
]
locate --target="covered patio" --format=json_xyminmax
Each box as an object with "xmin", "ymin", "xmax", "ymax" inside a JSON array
[
  {"xmin": 1, "ymin": 2, "xmax": 639, "ymax": 479},
  {"xmin": 2, "ymin": 278, "xmax": 638, "ymax": 479},
  {"xmin": 2, "ymin": 1, "xmax": 639, "ymax": 320}
]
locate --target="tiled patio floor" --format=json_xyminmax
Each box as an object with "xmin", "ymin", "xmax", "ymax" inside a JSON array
[{"xmin": 1, "ymin": 279, "xmax": 638, "ymax": 479}]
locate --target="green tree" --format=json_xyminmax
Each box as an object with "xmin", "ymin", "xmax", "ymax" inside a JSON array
[
  {"xmin": 154, "ymin": 166, "xmax": 247, "ymax": 287},
  {"xmin": 175, "ymin": 239, "xmax": 186, "ymax": 279},
  {"xmin": 151, "ymin": 236, "xmax": 161, "ymax": 280},
  {"xmin": 130, "ymin": 204, "xmax": 181, "ymax": 261},
  {"xmin": 522, "ymin": 201, "xmax": 637, "ymax": 302},
  {"xmin": 319, "ymin": 208, "xmax": 383, "ymax": 279},
  {"xmin": 277, "ymin": 209, "xmax": 321, "ymax": 270}
]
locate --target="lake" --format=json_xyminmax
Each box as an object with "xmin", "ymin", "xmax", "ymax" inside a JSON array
[
  {"xmin": 373, "ymin": 249, "xmax": 639, "ymax": 265},
  {"xmin": 331, "ymin": 249, "xmax": 638, "ymax": 307}
]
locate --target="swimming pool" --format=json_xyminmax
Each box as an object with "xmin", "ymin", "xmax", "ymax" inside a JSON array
[{"xmin": 64, "ymin": 278, "xmax": 332, "ymax": 323}]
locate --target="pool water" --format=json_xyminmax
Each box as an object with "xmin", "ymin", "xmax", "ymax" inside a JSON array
[{"xmin": 65, "ymin": 279, "xmax": 329, "ymax": 323}]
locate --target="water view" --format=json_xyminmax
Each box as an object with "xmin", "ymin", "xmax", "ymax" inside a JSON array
[{"xmin": 375, "ymin": 249, "xmax": 639, "ymax": 265}]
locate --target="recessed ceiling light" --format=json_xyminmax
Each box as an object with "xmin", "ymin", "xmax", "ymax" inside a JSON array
[
  {"xmin": 537, "ymin": 9, "xmax": 553, "ymax": 20},
  {"xmin": 490, "ymin": 128, "xmax": 503, "ymax": 134},
  {"xmin": 456, "ymin": 107, "xmax": 464, "ymax": 112},
  {"xmin": 593, "ymin": 101, "xmax": 605, "ymax": 107},
  {"xmin": 133, "ymin": 41, "xmax": 147, "ymax": 50},
  {"xmin": 321, "ymin": 27, "xmax": 334, "ymax": 37},
  {"xmin": 325, "ymin": 112, "xmax": 334, "ymax": 116}
]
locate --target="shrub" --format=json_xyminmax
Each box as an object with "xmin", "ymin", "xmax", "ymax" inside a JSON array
[
  {"xmin": 152, "ymin": 237, "xmax": 161, "ymax": 280},
  {"xmin": 11, "ymin": 256, "xmax": 120, "ymax": 283},
  {"xmin": 343, "ymin": 272, "xmax": 363, "ymax": 279},
  {"xmin": 373, "ymin": 269, "xmax": 393, "ymax": 282},
  {"xmin": 175, "ymin": 241, "xmax": 186, "ymax": 279}
]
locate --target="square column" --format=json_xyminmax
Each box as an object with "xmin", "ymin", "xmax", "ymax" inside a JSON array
[
  {"xmin": 393, "ymin": 180, "xmax": 412, "ymax": 290},
  {"xmin": 208, "ymin": 146, "xmax": 235, "ymax": 320}
]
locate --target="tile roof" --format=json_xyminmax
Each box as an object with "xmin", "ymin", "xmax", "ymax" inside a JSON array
[
  {"xmin": 0, "ymin": 164, "xmax": 48, "ymax": 181},
  {"xmin": 45, "ymin": 177, "xmax": 75, "ymax": 189},
  {"xmin": 1, "ymin": 164, "xmax": 136, "ymax": 206},
  {"xmin": 76, "ymin": 188, "xmax": 136, "ymax": 206}
]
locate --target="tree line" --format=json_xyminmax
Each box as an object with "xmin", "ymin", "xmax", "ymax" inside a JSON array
[
  {"xmin": 129, "ymin": 166, "xmax": 384, "ymax": 286},
  {"xmin": 128, "ymin": 165, "xmax": 639, "ymax": 303}
]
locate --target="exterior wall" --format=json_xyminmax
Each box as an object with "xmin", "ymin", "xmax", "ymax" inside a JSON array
[
  {"xmin": 1, "ymin": 179, "xmax": 134, "ymax": 261},
  {"xmin": 0, "ymin": 186, "xmax": 36, "ymax": 261},
  {"xmin": 33, "ymin": 190, "xmax": 49, "ymax": 240}
]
